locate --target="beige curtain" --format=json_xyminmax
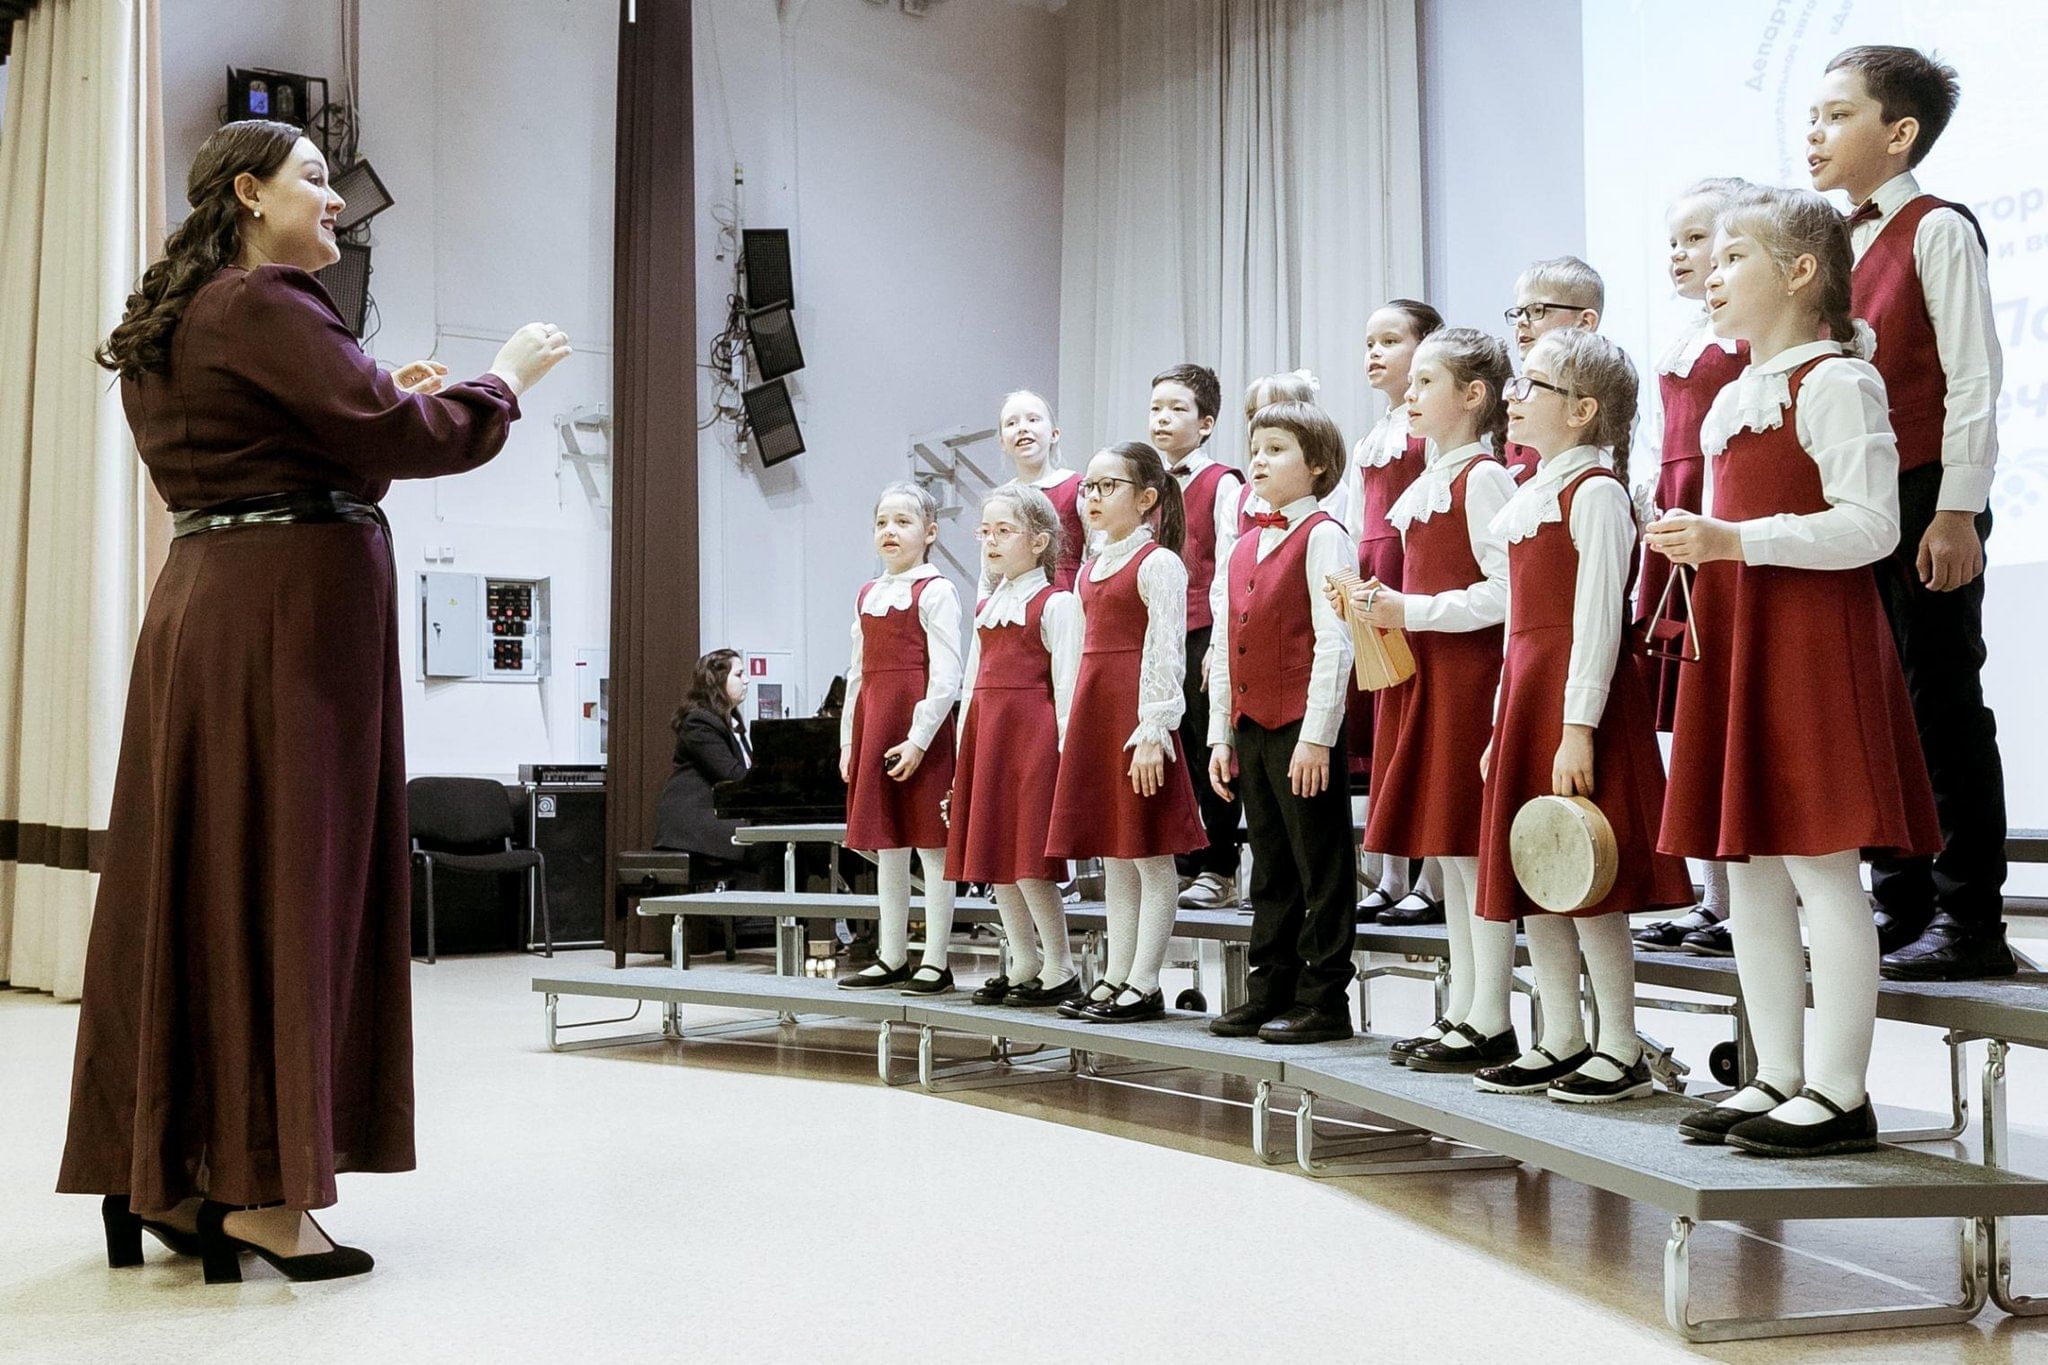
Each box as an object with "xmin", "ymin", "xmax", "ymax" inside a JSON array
[
  {"xmin": 0, "ymin": 0, "xmax": 164, "ymax": 998},
  {"xmin": 1056, "ymin": 0, "xmax": 1426, "ymax": 459}
]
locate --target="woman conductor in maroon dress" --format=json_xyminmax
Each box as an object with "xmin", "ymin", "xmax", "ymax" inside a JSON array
[{"xmin": 58, "ymin": 120, "xmax": 570, "ymax": 1282}]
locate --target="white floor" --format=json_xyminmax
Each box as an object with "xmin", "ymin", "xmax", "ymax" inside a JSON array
[{"xmin": 6, "ymin": 935, "xmax": 2048, "ymax": 1363}]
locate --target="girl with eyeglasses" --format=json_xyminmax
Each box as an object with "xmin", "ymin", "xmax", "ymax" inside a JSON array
[
  {"xmin": 838, "ymin": 482, "xmax": 964, "ymax": 994},
  {"xmin": 947, "ymin": 483, "xmax": 1084, "ymax": 1007},
  {"xmin": 1045, "ymin": 442, "xmax": 1207, "ymax": 1022},
  {"xmin": 998, "ymin": 389, "xmax": 1089, "ymax": 590}
]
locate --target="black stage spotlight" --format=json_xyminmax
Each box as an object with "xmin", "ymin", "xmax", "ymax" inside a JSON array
[
  {"xmin": 742, "ymin": 378, "xmax": 806, "ymax": 466},
  {"xmin": 226, "ymin": 66, "xmax": 318, "ymax": 127},
  {"xmin": 744, "ymin": 301, "xmax": 804, "ymax": 381},
  {"xmin": 331, "ymin": 159, "xmax": 394, "ymax": 231},
  {"xmin": 741, "ymin": 228, "xmax": 793, "ymax": 310},
  {"xmin": 316, "ymin": 241, "xmax": 373, "ymax": 337}
]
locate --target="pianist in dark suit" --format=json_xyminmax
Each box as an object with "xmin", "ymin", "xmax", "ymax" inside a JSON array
[{"xmin": 654, "ymin": 649, "xmax": 763, "ymax": 882}]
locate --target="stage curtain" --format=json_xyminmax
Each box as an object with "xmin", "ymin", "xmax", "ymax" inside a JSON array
[
  {"xmin": 0, "ymin": 0, "xmax": 164, "ymax": 998},
  {"xmin": 1056, "ymin": 0, "xmax": 1425, "ymax": 457}
]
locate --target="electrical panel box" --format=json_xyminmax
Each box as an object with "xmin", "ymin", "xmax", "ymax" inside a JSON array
[{"xmin": 417, "ymin": 573, "xmax": 551, "ymax": 683}]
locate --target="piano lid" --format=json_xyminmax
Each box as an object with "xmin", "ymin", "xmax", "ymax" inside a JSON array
[{"xmin": 712, "ymin": 716, "xmax": 846, "ymax": 824}]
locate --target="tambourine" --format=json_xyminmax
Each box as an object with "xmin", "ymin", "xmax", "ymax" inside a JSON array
[
  {"xmin": 1639, "ymin": 561, "xmax": 1701, "ymax": 665},
  {"xmin": 1509, "ymin": 795, "xmax": 1619, "ymax": 913},
  {"xmin": 1326, "ymin": 569, "xmax": 1416, "ymax": 691}
]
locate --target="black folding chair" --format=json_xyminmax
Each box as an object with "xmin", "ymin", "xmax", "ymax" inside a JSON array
[{"xmin": 408, "ymin": 776, "xmax": 552, "ymax": 964}]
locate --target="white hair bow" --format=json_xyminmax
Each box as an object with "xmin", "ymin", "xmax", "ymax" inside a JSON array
[{"xmin": 1291, "ymin": 367, "xmax": 1321, "ymax": 392}]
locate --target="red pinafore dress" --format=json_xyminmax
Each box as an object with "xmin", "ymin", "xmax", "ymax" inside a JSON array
[
  {"xmin": 945, "ymin": 585, "xmax": 1067, "ymax": 884},
  {"xmin": 1475, "ymin": 466, "xmax": 1693, "ymax": 921},
  {"xmin": 1043, "ymin": 471, "xmax": 1087, "ymax": 592},
  {"xmin": 1634, "ymin": 339, "xmax": 1748, "ymax": 730},
  {"xmin": 1046, "ymin": 543, "xmax": 1208, "ymax": 860},
  {"xmin": 843, "ymin": 577, "xmax": 956, "ymax": 851},
  {"xmin": 1365, "ymin": 459, "xmax": 1505, "ymax": 857},
  {"xmin": 1350, "ymin": 429, "xmax": 1428, "ymax": 778},
  {"xmin": 1658, "ymin": 358, "xmax": 1939, "ymax": 861}
]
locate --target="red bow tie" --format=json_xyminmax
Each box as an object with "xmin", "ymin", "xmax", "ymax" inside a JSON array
[
  {"xmin": 1249, "ymin": 511, "xmax": 1290, "ymax": 530},
  {"xmin": 1847, "ymin": 200, "xmax": 1884, "ymax": 227}
]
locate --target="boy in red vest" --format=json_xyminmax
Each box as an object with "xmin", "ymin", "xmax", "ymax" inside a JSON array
[
  {"xmin": 1151, "ymin": 362, "xmax": 1246, "ymax": 910},
  {"xmin": 1204, "ymin": 401, "xmax": 1356, "ymax": 1042},
  {"xmin": 1808, "ymin": 45, "xmax": 2011, "ymax": 979}
]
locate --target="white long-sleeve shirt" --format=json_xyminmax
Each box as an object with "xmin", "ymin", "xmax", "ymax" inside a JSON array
[
  {"xmin": 1384, "ymin": 441, "xmax": 1514, "ymax": 634},
  {"xmin": 1851, "ymin": 171, "xmax": 2001, "ymax": 514},
  {"xmin": 839, "ymin": 563, "xmax": 964, "ymax": 752},
  {"xmin": 957, "ymin": 568, "xmax": 1083, "ymax": 748},
  {"xmin": 1489, "ymin": 445, "xmax": 1635, "ymax": 729},
  {"xmin": 1698, "ymin": 340, "xmax": 1902, "ymax": 571},
  {"xmin": 1205, "ymin": 496, "xmax": 1354, "ymax": 749},
  {"xmin": 1088, "ymin": 525, "xmax": 1188, "ymax": 756}
]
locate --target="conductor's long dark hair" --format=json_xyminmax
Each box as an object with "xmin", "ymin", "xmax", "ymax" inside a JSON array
[{"xmin": 97, "ymin": 119, "xmax": 302, "ymax": 381}]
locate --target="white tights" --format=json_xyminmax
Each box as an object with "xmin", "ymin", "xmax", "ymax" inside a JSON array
[
  {"xmin": 992, "ymin": 879, "xmax": 1074, "ymax": 986},
  {"xmin": 1436, "ymin": 857, "xmax": 1515, "ymax": 1046},
  {"xmin": 869, "ymin": 846, "xmax": 954, "ymax": 973},
  {"xmin": 1520, "ymin": 913, "xmax": 1641, "ymax": 1077},
  {"xmin": 1104, "ymin": 855, "xmax": 1179, "ymax": 1001}
]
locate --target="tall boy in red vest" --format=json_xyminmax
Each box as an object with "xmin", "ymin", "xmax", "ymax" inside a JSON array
[
  {"xmin": 1152, "ymin": 362, "xmax": 1246, "ymax": 910},
  {"xmin": 1808, "ymin": 45, "xmax": 2012, "ymax": 979}
]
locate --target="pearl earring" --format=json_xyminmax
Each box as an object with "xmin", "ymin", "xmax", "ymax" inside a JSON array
[{"xmin": 253, "ymin": 208, "xmax": 263, "ymax": 219}]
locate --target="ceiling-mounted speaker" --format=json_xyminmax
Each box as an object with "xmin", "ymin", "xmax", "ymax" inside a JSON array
[
  {"xmin": 742, "ymin": 228, "xmax": 793, "ymax": 310},
  {"xmin": 742, "ymin": 378, "xmax": 805, "ymax": 467},
  {"xmin": 744, "ymin": 302, "xmax": 804, "ymax": 381},
  {"xmin": 331, "ymin": 159, "xmax": 394, "ymax": 231}
]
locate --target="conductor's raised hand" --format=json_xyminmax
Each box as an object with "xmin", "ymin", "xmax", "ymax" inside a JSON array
[
  {"xmin": 490, "ymin": 322, "xmax": 573, "ymax": 396},
  {"xmin": 393, "ymin": 360, "xmax": 448, "ymax": 394}
]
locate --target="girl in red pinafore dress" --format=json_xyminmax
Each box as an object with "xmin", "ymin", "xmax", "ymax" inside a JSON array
[
  {"xmin": 1646, "ymin": 186, "xmax": 1938, "ymax": 1157},
  {"xmin": 947, "ymin": 482, "xmax": 1084, "ymax": 1007},
  {"xmin": 1330, "ymin": 328, "xmax": 1517, "ymax": 1074},
  {"xmin": 1047, "ymin": 442, "xmax": 1207, "ymax": 1022},
  {"xmin": 839, "ymin": 482, "xmax": 963, "ymax": 994},
  {"xmin": 1351, "ymin": 300, "xmax": 1445, "ymax": 919},
  {"xmin": 999, "ymin": 388, "xmax": 1089, "ymax": 591},
  {"xmin": 1470, "ymin": 329, "xmax": 1693, "ymax": 1103},
  {"xmin": 1631, "ymin": 179, "xmax": 1752, "ymax": 958}
]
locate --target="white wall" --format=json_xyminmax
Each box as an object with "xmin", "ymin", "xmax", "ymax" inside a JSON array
[{"xmin": 691, "ymin": 0, "xmax": 1067, "ymax": 715}]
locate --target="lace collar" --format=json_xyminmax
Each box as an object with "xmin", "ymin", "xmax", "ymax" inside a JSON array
[
  {"xmin": 1656, "ymin": 309, "xmax": 1740, "ymax": 379},
  {"xmin": 1089, "ymin": 524, "xmax": 1156, "ymax": 579},
  {"xmin": 860, "ymin": 562, "xmax": 940, "ymax": 615},
  {"xmin": 1386, "ymin": 442, "xmax": 1488, "ymax": 533},
  {"xmin": 977, "ymin": 568, "xmax": 1049, "ymax": 628},
  {"xmin": 1697, "ymin": 339, "xmax": 1853, "ymax": 457},
  {"xmin": 1355, "ymin": 408, "xmax": 1418, "ymax": 470},
  {"xmin": 1488, "ymin": 445, "xmax": 1608, "ymax": 544}
]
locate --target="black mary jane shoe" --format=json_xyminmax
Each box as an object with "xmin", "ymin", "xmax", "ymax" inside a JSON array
[
  {"xmin": 1355, "ymin": 888, "xmax": 1397, "ymax": 923},
  {"xmin": 1058, "ymin": 981, "xmax": 1122, "ymax": 1019},
  {"xmin": 1008, "ymin": 973, "xmax": 1082, "ymax": 1008},
  {"xmin": 970, "ymin": 974, "xmax": 1015, "ymax": 1005},
  {"xmin": 1675, "ymin": 1081, "xmax": 1791, "ymax": 1144},
  {"xmin": 1724, "ymin": 1089, "xmax": 1879, "ymax": 1158},
  {"xmin": 1257, "ymin": 1006, "xmax": 1353, "ymax": 1045},
  {"xmin": 1632, "ymin": 909, "xmax": 1713, "ymax": 951},
  {"xmin": 1548, "ymin": 1052, "xmax": 1655, "ymax": 1104},
  {"xmin": 1472, "ymin": 1044, "xmax": 1592, "ymax": 1095},
  {"xmin": 901, "ymin": 965, "xmax": 955, "ymax": 996},
  {"xmin": 197, "ymin": 1201, "xmax": 374, "ymax": 1284},
  {"xmin": 1081, "ymin": 986, "xmax": 1165, "ymax": 1023},
  {"xmin": 1679, "ymin": 921, "xmax": 1734, "ymax": 958},
  {"xmin": 1376, "ymin": 892, "xmax": 1446, "ymax": 927},
  {"xmin": 1207, "ymin": 1001, "xmax": 1285, "ymax": 1038},
  {"xmin": 1388, "ymin": 1018, "xmax": 1455, "ymax": 1067},
  {"xmin": 1404, "ymin": 1022, "xmax": 1518, "ymax": 1073},
  {"xmin": 102, "ymin": 1195, "xmax": 202, "ymax": 1266},
  {"xmin": 839, "ymin": 960, "xmax": 913, "ymax": 991}
]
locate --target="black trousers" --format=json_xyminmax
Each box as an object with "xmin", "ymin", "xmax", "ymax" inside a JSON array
[
  {"xmin": 1869, "ymin": 463, "xmax": 2007, "ymax": 933},
  {"xmin": 1236, "ymin": 716, "xmax": 1356, "ymax": 1014},
  {"xmin": 1178, "ymin": 625, "xmax": 1242, "ymax": 879}
]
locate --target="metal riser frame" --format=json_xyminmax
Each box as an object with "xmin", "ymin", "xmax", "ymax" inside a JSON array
[
  {"xmin": 1981, "ymin": 1038, "xmax": 2048, "ymax": 1317},
  {"xmin": 1250, "ymin": 1080, "xmax": 1519, "ymax": 1178}
]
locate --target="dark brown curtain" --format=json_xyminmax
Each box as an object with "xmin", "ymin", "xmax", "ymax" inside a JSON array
[{"xmin": 607, "ymin": 0, "xmax": 697, "ymax": 955}]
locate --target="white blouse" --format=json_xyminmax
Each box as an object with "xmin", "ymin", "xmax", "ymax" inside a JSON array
[
  {"xmin": 958, "ymin": 569, "xmax": 1084, "ymax": 748},
  {"xmin": 839, "ymin": 563, "xmax": 964, "ymax": 752},
  {"xmin": 1204, "ymin": 497, "xmax": 1354, "ymax": 749},
  {"xmin": 1698, "ymin": 339, "xmax": 1902, "ymax": 571},
  {"xmin": 1490, "ymin": 445, "xmax": 1635, "ymax": 729},
  {"xmin": 1089, "ymin": 526, "xmax": 1189, "ymax": 756},
  {"xmin": 1385, "ymin": 441, "xmax": 1514, "ymax": 635}
]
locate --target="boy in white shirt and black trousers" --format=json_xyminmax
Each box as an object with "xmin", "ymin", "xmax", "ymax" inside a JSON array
[
  {"xmin": 1808, "ymin": 45, "xmax": 2013, "ymax": 979},
  {"xmin": 1204, "ymin": 400, "xmax": 1357, "ymax": 1044}
]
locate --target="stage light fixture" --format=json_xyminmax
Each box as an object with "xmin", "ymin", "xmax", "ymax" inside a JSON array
[
  {"xmin": 744, "ymin": 302, "xmax": 805, "ymax": 382},
  {"xmin": 742, "ymin": 378, "xmax": 806, "ymax": 466},
  {"xmin": 331, "ymin": 159, "xmax": 394, "ymax": 231},
  {"xmin": 316, "ymin": 241, "xmax": 373, "ymax": 337},
  {"xmin": 741, "ymin": 228, "xmax": 794, "ymax": 310},
  {"xmin": 226, "ymin": 66, "xmax": 322, "ymax": 128}
]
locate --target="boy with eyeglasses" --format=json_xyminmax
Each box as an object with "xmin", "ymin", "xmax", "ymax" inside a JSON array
[{"xmin": 1501, "ymin": 258, "xmax": 1606, "ymax": 484}]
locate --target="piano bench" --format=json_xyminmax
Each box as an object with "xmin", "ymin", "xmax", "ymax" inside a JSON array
[{"xmin": 613, "ymin": 851, "xmax": 735, "ymax": 969}]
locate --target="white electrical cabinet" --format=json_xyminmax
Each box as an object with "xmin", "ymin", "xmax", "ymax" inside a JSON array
[{"xmin": 417, "ymin": 573, "xmax": 551, "ymax": 682}]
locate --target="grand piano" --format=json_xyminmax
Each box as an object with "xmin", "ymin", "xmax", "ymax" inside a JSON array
[{"xmin": 711, "ymin": 715, "xmax": 846, "ymax": 826}]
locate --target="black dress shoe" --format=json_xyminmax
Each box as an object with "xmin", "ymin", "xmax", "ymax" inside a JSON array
[
  {"xmin": 1376, "ymin": 892, "xmax": 1446, "ymax": 927},
  {"xmin": 971, "ymin": 975, "xmax": 1015, "ymax": 1005},
  {"xmin": 1008, "ymin": 973, "xmax": 1083, "ymax": 1007},
  {"xmin": 1679, "ymin": 921, "xmax": 1734, "ymax": 957},
  {"xmin": 1881, "ymin": 915, "xmax": 2018, "ymax": 981},
  {"xmin": 1633, "ymin": 909, "xmax": 1714, "ymax": 951},
  {"xmin": 1356, "ymin": 888, "xmax": 1397, "ymax": 923},
  {"xmin": 1872, "ymin": 906, "xmax": 1929, "ymax": 957},
  {"xmin": 101, "ymin": 1195, "xmax": 202, "ymax": 1266},
  {"xmin": 901, "ymin": 965, "xmax": 956, "ymax": 995},
  {"xmin": 1257, "ymin": 1006, "xmax": 1353, "ymax": 1045},
  {"xmin": 1208, "ymin": 1001, "xmax": 1285, "ymax": 1037},
  {"xmin": 1058, "ymin": 981, "xmax": 1122, "ymax": 1019},
  {"xmin": 1473, "ymin": 1044, "xmax": 1592, "ymax": 1095},
  {"xmin": 1388, "ymin": 1018, "xmax": 1455, "ymax": 1066},
  {"xmin": 839, "ymin": 959, "xmax": 913, "ymax": 990},
  {"xmin": 1676, "ymin": 1081, "xmax": 1791, "ymax": 1144},
  {"xmin": 1405, "ymin": 1022, "xmax": 1518, "ymax": 1073},
  {"xmin": 1724, "ymin": 1089, "xmax": 1879, "ymax": 1157},
  {"xmin": 197, "ymin": 1201, "xmax": 374, "ymax": 1284},
  {"xmin": 1548, "ymin": 1052, "xmax": 1655, "ymax": 1104},
  {"xmin": 1081, "ymin": 986, "xmax": 1165, "ymax": 1022}
]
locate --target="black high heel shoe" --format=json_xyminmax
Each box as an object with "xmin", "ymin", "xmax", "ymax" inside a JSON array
[
  {"xmin": 102, "ymin": 1194, "xmax": 202, "ymax": 1266},
  {"xmin": 197, "ymin": 1200, "xmax": 375, "ymax": 1284}
]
